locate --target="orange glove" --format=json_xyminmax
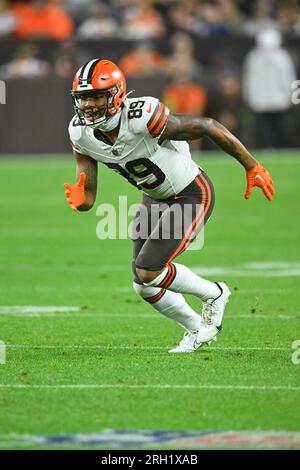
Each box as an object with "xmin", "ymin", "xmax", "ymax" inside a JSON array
[
  {"xmin": 64, "ymin": 172, "xmax": 86, "ymax": 211},
  {"xmin": 245, "ymin": 163, "xmax": 275, "ymax": 201}
]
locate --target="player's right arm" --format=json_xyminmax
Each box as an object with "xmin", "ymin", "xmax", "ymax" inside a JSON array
[{"xmin": 64, "ymin": 151, "xmax": 98, "ymax": 211}]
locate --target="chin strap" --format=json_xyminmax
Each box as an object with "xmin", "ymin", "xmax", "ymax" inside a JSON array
[
  {"xmin": 94, "ymin": 88, "xmax": 133, "ymax": 131},
  {"xmin": 94, "ymin": 90, "xmax": 133, "ymax": 131},
  {"xmin": 93, "ymin": 109, "xmax": 122, "ymax": 132},
  {"xmin": 124, "ymin": 89, "xmax": 135, "ymax": 100}
]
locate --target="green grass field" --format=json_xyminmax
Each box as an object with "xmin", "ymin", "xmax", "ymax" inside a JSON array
[{"xmin": 0, "ymin": 152, "xmax": 299, "ymax": 449}]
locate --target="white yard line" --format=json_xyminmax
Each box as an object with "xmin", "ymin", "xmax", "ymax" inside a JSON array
[
  {"xmin": 0, "ymin": 287, "xmax": 296, "ymax": 294},
  {"xmin": 6, "ymin": 344, "xmax": 290, "ymax": 351},
  {"xmin": 193, "ymin": 268, "xmax": 300, "ymax": 277},
  {"xmin": 0, "ymin": 313, "xmax": 297, "ymax": 319},
  {"xmin": 1, "ymin": 261, "xmax": 300, "ymax": 277},
  {"xmin": 0, "ymin": 306, "xmax": 297, "ymax": 320},
  {"xmin": 0, "ymin": 306, "xmax": 81, "ymax": 314},
  {"xmin": 0, "ymin": 383, "xmax": 299, "ymax": 391}
]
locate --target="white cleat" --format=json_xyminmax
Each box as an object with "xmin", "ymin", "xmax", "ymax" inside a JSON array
[
  {"xmin": 196, "ymin": 282, "xmax": 231, "ymax": 343},
  {"xmin": 169, "ymin": 330, "xmax": 205, "ymax": 353}
]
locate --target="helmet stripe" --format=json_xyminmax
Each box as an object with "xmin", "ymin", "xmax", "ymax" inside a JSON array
[
  {"xmin": 77, "ymin": 65, "xmax": 83, "ymax": 78},
  {"xmin": 79, "ymin": 58, "xmax": 101, "ymax": 83},
  {"xmin": 86, "ymin": 58, "xmax": 102, "ymax": 83},
  {"xmin": 78, "ymin": 61, "xmax": 91, "ymax": 81}
]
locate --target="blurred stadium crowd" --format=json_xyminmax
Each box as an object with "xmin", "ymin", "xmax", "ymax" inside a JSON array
[
  {"xmin": 1, "ymin": 0, "xmax": 300, "ymax": 150},
  {"xmin": 3, "ymin": 0, "xmax": 300, "ymax": 39}
]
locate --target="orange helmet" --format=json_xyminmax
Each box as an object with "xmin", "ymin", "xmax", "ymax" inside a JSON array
[{"xmin": 71, "ymin": 59, "xmax": 126, "ymax": 127}]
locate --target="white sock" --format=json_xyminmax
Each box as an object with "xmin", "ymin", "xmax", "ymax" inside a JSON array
[
  {"xmin": 145, "ymin": 263, "xmax": 221, "ymax": 301},
  {"xmin": 133, "ymin": 282, "xmax": 201, "ymax": 333}
]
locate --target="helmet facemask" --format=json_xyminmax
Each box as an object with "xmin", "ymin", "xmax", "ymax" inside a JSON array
[
  {"xmin": 71, "ymin": 59, "xmax": 126, "ymax": 130},
  {"xmin": 71, "ymin": 89, "xmax": 119, "ymax": 128}
]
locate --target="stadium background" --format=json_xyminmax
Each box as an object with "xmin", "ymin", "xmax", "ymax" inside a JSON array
[
  {"xmin": 0, "ymin": 0, "xmax": 300, "ymax": 451},
  {"xmin": 0, "ymin": 0, "xmax": 300, "ymax": 152}
]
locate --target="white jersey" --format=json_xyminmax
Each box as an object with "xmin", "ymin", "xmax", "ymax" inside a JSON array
[{"xmin": 68, "ymin": 96, "xmax": 199, "ymax": 200}]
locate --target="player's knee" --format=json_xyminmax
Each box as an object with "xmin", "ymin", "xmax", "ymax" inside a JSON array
[
  {"xmin": 133, "ymin": 281, "xmax": 158, "ymax": 299},
  {"xmin": 133, "ymin": 281, "xmax": 144, "ymax": 296},
  {"xmin": 136, "ymin": 267, "xmax": 162, "ymax": 284}
]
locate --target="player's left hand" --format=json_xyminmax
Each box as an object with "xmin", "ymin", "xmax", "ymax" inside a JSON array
[
  {"xmin": 64, "ymin": 172, "xmax": 86, "ymax": 211},
  {"xmin": 245, "ymin": 163, "xmax": 275, "ymax": 201}
]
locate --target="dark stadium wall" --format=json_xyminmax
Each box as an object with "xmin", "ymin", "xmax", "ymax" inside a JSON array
[{"xmin": 0, "ymin": 76, "xmax": 169, "ymax": 154}]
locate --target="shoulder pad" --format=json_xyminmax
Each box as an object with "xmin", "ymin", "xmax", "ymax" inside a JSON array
[
  {"xmin": 126, "ymin": 96, "xmax": 169, "ymax": 137},
  {"xmin": 68, "ymin": 116, "xmax": 85, "ymax": 153},
  {"xmin": 68, "ymin": 116, "xmax": 84, "ymax": 142}
]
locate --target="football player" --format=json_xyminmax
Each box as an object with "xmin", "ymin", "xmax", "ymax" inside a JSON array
[{"xmin": 65, "ymin": 59, "xmax": 275, "ymax": 352}]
